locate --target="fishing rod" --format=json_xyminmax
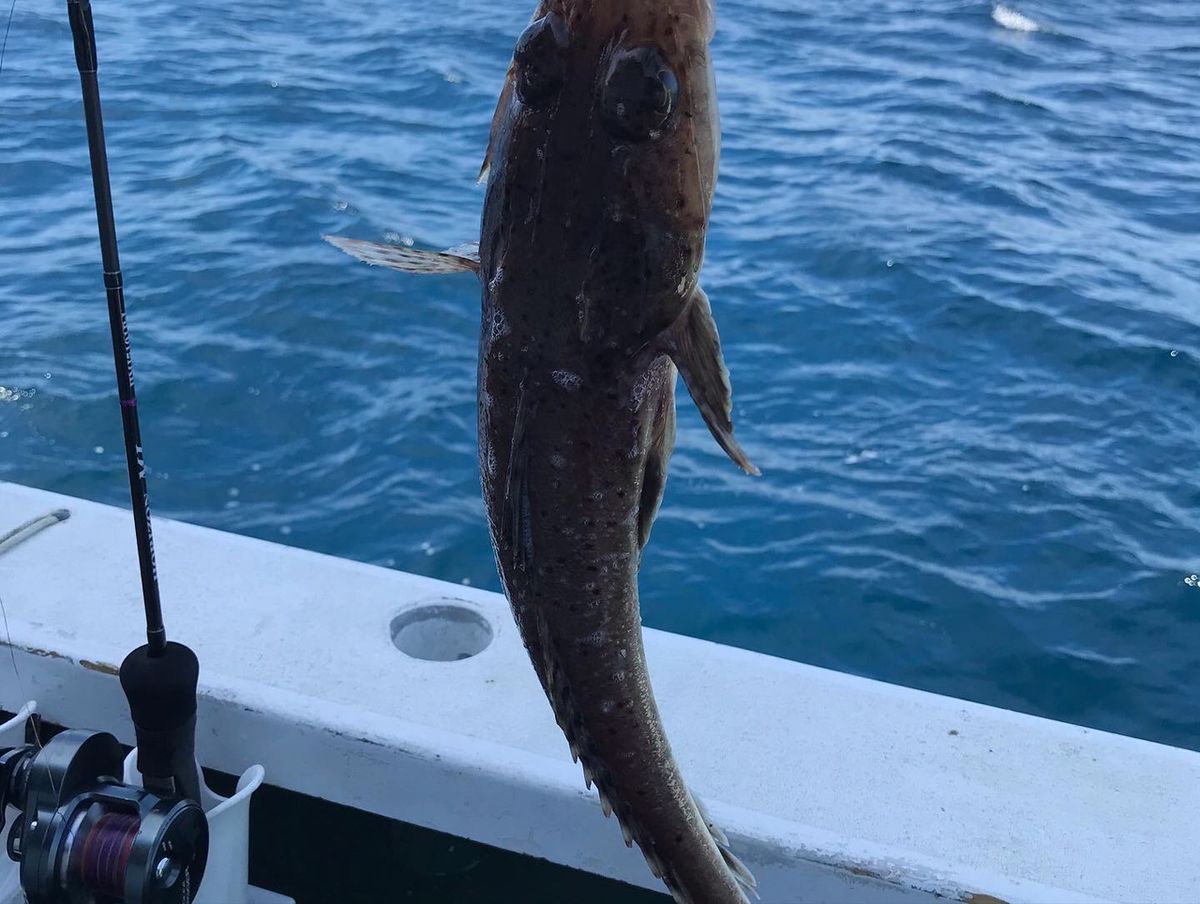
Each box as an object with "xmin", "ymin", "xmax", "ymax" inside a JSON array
[
  {"xmin": 0, "ymin": 5, "xmax": 211, "ymax": 900},
  {"xmin": 0, "ymin": 3, "xmax": 218, "ymax": 901},
  {"xmin": 67, "ymin": 0, "xmax": 164, "ymax": 657},
  {"xmin": 65, "ymin": 0, "xmax": 207, "ymax": 809}
]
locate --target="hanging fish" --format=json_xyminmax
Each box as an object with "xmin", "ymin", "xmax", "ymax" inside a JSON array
[{"xmin": 327, "ymin": 3, "xmax": 758, "ymax": 901}]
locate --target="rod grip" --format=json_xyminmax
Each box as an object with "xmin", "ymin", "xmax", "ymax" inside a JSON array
[
  {"xmin": 67, "ymin": 0, "xmax": 97, "ymax": 74},
  {"xmin": 120, "ymin": 642, "xmax": 203, "ymax": 803}
]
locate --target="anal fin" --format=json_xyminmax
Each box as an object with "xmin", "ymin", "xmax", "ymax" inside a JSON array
[
  {"xmin": 663, "ymin": 287, "xmax": 760, "ymax": 476},
  {"xmin": 501, "ymin": 383, "xmax": 534, "ymax": 573},
  {"xmin": 324, "ymin": 236, "xmax": 480, "ymax": 275},
  {"xmin": 637, "ymin": 365, "xmax": 676, "ymax": 552}
]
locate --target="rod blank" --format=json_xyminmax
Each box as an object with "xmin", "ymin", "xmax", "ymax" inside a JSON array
[{"xmin": 67, "ymin": 0, "xmax": 166, "ymax": 656}]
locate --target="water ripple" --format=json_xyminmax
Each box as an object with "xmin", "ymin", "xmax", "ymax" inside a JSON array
[{"xmin": 1, "ymin": 0, "xmax": 1198, "ymax": 751}]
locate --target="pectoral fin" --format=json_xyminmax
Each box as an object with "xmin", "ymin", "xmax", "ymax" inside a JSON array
[
  {"xmin": 663, "ymin": 287, "xmax": 760, "ymax": 476},
  {"xmin": 323, "ymin": 236, "xmax": 480, "ymax": 275}
]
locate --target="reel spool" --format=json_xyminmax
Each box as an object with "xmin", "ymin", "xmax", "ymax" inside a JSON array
[{"xmin": 0, "ymin": 730, "xmax": 207, "ymax": 904}]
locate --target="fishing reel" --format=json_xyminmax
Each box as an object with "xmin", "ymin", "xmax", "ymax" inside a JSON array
[{"xmin": 0, "ymin": 729, "xmax": 207, "ymax": 904}]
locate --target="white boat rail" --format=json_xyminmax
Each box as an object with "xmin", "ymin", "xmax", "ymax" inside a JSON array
[{"xmin": 0, "ymin": 480, "xmax": 1195, "ymax": 903}]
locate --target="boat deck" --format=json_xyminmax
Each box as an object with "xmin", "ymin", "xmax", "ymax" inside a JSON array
[{"xmin": 0, "ymin": 480, "xmax": 1195, "ymax": 903}]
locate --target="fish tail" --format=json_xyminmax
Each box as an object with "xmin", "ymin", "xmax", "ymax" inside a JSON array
[
  {"xmin": 535, "ymin": 628, "xmax": 756, "ymax": 904},
  {"xmin": 580, "ymin": 737, "xmax": 756, "ymax": 904}
]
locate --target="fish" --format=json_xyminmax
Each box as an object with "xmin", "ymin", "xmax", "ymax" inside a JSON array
[{"xmin": 326, "ymin": 3, "xmax": 758, "ymax": 901}]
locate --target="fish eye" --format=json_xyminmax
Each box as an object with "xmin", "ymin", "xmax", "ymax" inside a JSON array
[
  {"xmin": 600, "ymin": 46, "xmax": 679, "ymax": 142},
  {"xmin": 514, "ymin": 13, "xmax": 568, "ymax": 106}
]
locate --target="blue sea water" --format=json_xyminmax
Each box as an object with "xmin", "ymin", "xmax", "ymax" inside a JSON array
[{"xmin": 1, "ymin": 0, "xmax": 1198, "ymax": 761}]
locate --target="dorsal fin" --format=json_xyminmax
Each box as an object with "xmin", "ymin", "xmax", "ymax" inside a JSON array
[{"xmin": 693, "ymin": 794, "xmax": 758, "ymax": 897}]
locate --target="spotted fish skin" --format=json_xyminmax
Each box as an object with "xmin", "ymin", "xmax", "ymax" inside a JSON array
[
  {"xmin": 327, "ymin": 2, "xmax": 756, "ymax": 900},
  {"xmin": 478, "ymin": 4, "xmax": 756, "ymax": 903}
]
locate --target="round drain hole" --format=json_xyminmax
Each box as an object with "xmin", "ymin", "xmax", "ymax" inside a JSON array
[{"xmin": 390, "ymin": 603, "xmax": 494, "ymax": 662}]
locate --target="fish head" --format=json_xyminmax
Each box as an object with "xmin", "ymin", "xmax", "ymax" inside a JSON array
[
  {"xmin": 520, "ymin": 0, "xmax": 718, "ymax": 208},
  {"xmin": 484, "ymin": 1, "xmax": 720, "ymax": 345}
]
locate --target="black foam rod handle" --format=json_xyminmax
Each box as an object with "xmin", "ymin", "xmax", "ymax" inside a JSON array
[{"xmin": 119, "ymin": 642, "xmax": 203, "ymax": 803}]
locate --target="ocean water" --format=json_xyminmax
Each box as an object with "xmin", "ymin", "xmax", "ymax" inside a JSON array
[{"xmin": 2, "ymin": 0, "xmax": 1199, "ymax": 783}]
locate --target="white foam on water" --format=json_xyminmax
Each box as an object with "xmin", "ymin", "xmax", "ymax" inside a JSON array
[
  {"xmin": 1053, "ymin": 645, "xmax": 1138, "ymax": 667},
  {"xmin": 992, "ymin": 4, "xmax": 1040, "ymax": 32}
]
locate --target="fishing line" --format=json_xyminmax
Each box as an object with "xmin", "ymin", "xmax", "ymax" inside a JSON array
[
  {"xmin": 0, "ymin": 510, "xmax": 70, "ymax": 755},
  {"xmin": 0, "ymin": 584, "xmax": 51, "ymax": 768},
  {"xmin": 0, "ymin": 0, "xmax": 18, "ymax": 79},
  {"xmin": 0, "ymin": 589, "xmax": 25, "ymax": 710},
  {"xmin": 0, "ymin": 588, "xmax": 44, "ymax": 752},
  {"xmin": 0, "ymin": 1, "xmax": 41, "ymax": 750}
]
